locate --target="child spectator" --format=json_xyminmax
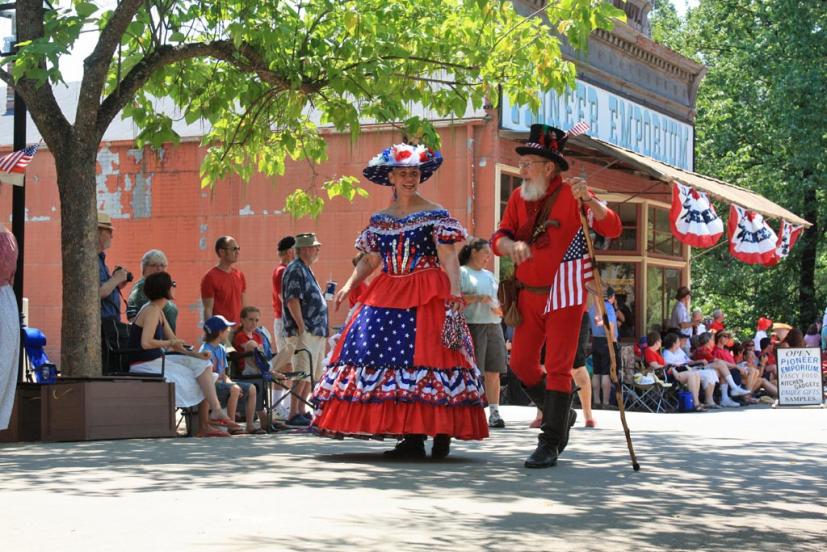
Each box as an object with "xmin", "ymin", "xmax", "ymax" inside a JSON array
[
  {"xmin": 804, "ymin": 324, "xmax": 821, "ymax": 348},
  {"xmin": 232, "ymin": 306, "xmax": 279, "ymax": 430},
  {"xmin": 200, "ymin": 315, "xmax": 262, "ymax": 435}
]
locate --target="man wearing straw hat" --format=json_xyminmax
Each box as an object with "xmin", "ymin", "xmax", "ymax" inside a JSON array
[{"xmin": 492, "ymin": 124, "xmax": 622, "ymax": 469}]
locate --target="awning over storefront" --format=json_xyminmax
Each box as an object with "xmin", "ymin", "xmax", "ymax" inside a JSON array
[{"xmin": 565, "ymin": 134, "xmax": 811, "ymax": 227}]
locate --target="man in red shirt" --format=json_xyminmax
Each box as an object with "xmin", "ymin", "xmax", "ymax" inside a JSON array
[
  {"xmin": 492, "ymin": 124, "xmax": 621, "ymax": 469},
  {"xmin": 272, "ymin": 236, "xmax": 296, "ymax": 352},
  {"xmin": 201, "ymin": 236, "xmax": 247, "ymax": 324},
  {"xmin": 709, "ymin": 309, "xmax": 726, "ymax": 334}
]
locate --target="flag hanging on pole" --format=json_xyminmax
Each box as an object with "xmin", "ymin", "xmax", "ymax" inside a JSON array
[
  {"xmin": 566, "ymin": 121, "xmax": 590, "ymax": 138},
  {"xmin": 0, "ymin": 143, "xmax": 40, "ymax": 186}
]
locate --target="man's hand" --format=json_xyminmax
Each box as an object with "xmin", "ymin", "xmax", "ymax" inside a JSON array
[
  {"xmin": 509, "ymin": 241, "xmax": 532, "ymax": 264},
  {"xmin": 566, "ymin": 177, "xmax": 591, "ymax": 202},
  {"xmin": 111, "ymin": 267, "xmax": 130, "ymax": 285}
]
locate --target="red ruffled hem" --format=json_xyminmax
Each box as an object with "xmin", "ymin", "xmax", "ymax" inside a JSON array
[
  {"xmin": 360, "ymin": 268, "xmax": 450, "ymax": 309},
  {"xmin": 312, "ymin": 399, "xmax": 489, "ymax": 441}
]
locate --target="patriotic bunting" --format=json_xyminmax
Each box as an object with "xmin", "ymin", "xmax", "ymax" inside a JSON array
[
  {"xmin": 669, "ymin": 182, "xmax": 724, "ymax": 248},
  {"xmin": 727, "ymin": 205, "xmax": 778, "ymax": 265},
  {"xmin": 763, "ymin": 219, "xmax": 804, "ymax": 267}
]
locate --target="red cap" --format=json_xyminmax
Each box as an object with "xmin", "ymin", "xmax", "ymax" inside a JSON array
[{"xmin": 757, "ymin": 317, "xmax": 773, "ymax": 331}]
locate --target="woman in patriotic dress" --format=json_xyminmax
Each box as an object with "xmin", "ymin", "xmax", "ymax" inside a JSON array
[{"xmin": 312, "ymin": 143, "xmax": 489, "ymax": 459}]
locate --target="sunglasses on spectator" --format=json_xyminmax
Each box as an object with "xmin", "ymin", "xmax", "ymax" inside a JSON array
[{"xmin": 222, "ymin": 246, "xmax": 241, "ymax": 252}]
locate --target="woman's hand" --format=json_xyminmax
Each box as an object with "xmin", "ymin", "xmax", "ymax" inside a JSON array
[
  {"xmin": 334, "ymin": 284, "xmax": 351, "ymax": 312},
  {"xmin": 446, "ymin": 295, "xmax": 465, "ymax": 312}
]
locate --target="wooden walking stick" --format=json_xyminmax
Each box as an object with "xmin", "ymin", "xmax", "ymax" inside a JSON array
[{"xmin": 577, "ymin": 200, "xmax": 641, "ymax": 472}]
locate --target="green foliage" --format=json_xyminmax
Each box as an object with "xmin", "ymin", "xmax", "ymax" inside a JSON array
[
  {"xmin": 10, "ymin": 0, "xmax": 621, "ymax": 214},
  {"xmin": 655, "ymin": 0, "xmax": 827, "ymax": 330}
]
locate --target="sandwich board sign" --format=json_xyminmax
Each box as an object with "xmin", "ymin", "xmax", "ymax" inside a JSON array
[{"xmin": 777, "ymin": 348, "xmax": 824, "ymax": 406}]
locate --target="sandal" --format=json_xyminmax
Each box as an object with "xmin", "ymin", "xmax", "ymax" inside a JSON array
[
  {"xmin": 585, "ymin": 419, "xmax": 596, "ymax": 428},
  {"xmin": 211, "ymin": 416, "xmax": 243, "ymax": 431},
  {"xmin": 228, "ymin": 428, "xmax": 247, "ymax": 435},
  {"xmin": 694, "ymin": 404, "xmax": 707, "ymax": 412},
  {"xmin": 248, "ymin": 427, "xmax": 267, "ymax": 435}
]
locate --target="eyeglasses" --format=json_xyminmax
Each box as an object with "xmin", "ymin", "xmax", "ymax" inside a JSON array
[
  {"xmin": 147, "ymin": 263, "xmax": 168, "ymax": 268},
  {"xmin": 222, "ymin": 246, "xmax": 241, "ymax": 252},
  {"xmin": 517, "ymin": 160, "xmax": 550, "ymax": 169}
]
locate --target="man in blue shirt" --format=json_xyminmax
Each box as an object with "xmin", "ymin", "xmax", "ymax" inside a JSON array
[
  {"xmin": 588, "ymin": 286, "xmax": 619, "ymax": 409},
  {"xmin": 98, "ymin": 212, "xmax": 132, "ymax": 374},
  {"xmin": 282, "ymin": 232, "xmax": 329, "ymax": 426},
  {"xmin": 97, "ymin": 212, "xmax": 131, "ymax": 322}
]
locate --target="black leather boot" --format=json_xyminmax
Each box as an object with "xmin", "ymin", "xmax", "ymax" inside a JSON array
[
  {"xmin": 383, "ymin": 434, "xmax": 426, "ymax": 459},
  {"xmin": 431, "ymin": 434, "xmax": 451, "ymax": 459},
  {"xmin": 524, "ymin": 390, "xmax": 570, "ymax": 469},
  {"xmin": 521, "ymin": 380, "xmax": 546, "ymax": 409},
  {"xmin": 558, "ymin": 386, "xmax": 578, "ymax": 455}
]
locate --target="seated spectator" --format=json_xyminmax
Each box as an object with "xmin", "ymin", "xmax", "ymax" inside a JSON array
[
  {"xmin": 758, "ymin": 337, "xmax": 778, "ymax": 383},
  {"xmin": 742, "ymin": 340, "xmax": 778, "ymax": 399},
  {"xmin": 692, "ymin": 308, "xmax": 707, "ymax": 336},
  {"xmin": 772, "ymin": 322, "xmax": 792, "ymax": 344},
  {"xmin": 645, "ymin": 332, "xmax": 704, "ymax": 411},
  {"xmin": 712, "ymin": 332, "xmax": 760, "ymax": 403},
  {"xmin": 127, "ymin": 249, "xmax": 178, "ymax": 331},
  {"xmin": 661, "ymin": 332, "xmax": 719, "ymax": 409},
  {"xmin": 232, "ymin": 306, "xmax": 281, "ymax": 430},
  {"xmin": 708, "ymin": 309, "xmax": 726, "ymax": 334},
  {"xmin": 127, "ymin": 271, "xmax": 242, "ymax": 437},
  {"xmin": 693, "ymin": 332, "xmax": 750, "ymax": 407},
  {"xmin": 804, "ymin": 324, "xmax": 821, "ymax": 348},
  {"xmin": 780, "ymin": 327, "xmax": 805, "ymax": 348},
  {"xmin": 200, "ymin": 315, "xmax": 263, "ymax": 435}
]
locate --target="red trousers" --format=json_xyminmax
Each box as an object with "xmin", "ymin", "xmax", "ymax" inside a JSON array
[{"xmin": 510, "ymin": 290, "xmax": 586, "ymax": 392}]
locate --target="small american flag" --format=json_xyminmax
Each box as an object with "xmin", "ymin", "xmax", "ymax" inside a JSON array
[
  {"xmin": 0, "ymin": 143, "xmax": 39, "ymax": 173},
  {"xmin": 545, "ymin": 229, "xmax": 594, "ymax": 313},
  {"xmin": 566, "ymin": 121, "xmax": 590, "ymax": 138}
]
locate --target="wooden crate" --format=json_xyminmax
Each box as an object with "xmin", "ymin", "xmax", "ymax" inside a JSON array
[
  {"xmin": 41, "ymin": 378, "xmax": 177, "ymax": 442},
  {"xmin": 0, "ymin": 384, "xmax": 43, "ymax": 442}
]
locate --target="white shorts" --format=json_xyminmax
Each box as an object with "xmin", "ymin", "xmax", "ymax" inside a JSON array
[
  {"xmin": 273, "ymin": 318, "xmax": 287, "ymax": 352},
  {"xmin": 692, "ymin": 367, "xmax": 719, "ymax": 387},
  {"xmin": 286, "ymin": 334, "xmax": 326, "ymax": 381}
]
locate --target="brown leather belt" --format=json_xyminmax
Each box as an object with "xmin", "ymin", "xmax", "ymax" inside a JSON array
[{"xmin": 516, "ymin": 281, "xmax": 551, "ymax": 295}]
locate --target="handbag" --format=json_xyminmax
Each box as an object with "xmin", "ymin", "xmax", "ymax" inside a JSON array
[{"xmin": 497, "ymin": 277, "xmax": 522, "ymax": 327}]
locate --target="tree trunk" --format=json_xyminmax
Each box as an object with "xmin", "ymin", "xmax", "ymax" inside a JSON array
[
  {"xmin": 55, "ymin": 143, "xmax": 103, "ymax": 377},
  {"xmin": 798, "ymin": 186, "xmax": 819, "ymax": 328}
]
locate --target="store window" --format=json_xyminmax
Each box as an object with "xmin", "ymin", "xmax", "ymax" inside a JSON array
[
  {"xmin": 593, "ymin": 202, "xmax": 638, "ymax": 252},
  {"xmin": 647, "ymin": 206, "xmax": 682, "ymax": 257},
  {"xmin": 646, "ymin": 265, "xmax": 682, "ymax": 334},
  {"xmin": 598, "ymin": 262, "xmax": 637, "ymax": 340}
]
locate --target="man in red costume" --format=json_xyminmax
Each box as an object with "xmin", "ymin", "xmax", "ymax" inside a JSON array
[{"xmin": 492, "ymin": 124, "xmax": 622, "ymax": 468}]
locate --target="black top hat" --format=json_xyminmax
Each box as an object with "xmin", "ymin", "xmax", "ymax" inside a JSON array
[{"xmin": 515, "ymin": 124, "xmax": 569, "ymax": 171}]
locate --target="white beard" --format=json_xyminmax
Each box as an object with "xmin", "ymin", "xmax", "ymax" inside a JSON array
[{"xmin": 520, "ymin": 178, "xmax": 547, "ymax": 201}]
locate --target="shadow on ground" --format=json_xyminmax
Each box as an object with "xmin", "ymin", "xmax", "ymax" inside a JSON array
[{"xmin": 1, "ymin": 413, "xmax": 825, "ymax": 551}]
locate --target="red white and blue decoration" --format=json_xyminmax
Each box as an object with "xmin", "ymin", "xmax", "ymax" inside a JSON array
[
  {"xmin": 670, "ymin": 182, "xmax": 724, "ymax": 248},
  {"xmin": 0, "ymin": 143, "xmax": 40, "ymax": 186},
  {"xmin": 545, "ymin": 228, "xmax": 594, "ymax": 313},
  {"xmin": 727, "ymin": 205, "xmax": 778, "ymax": 265},
  {"xmin": 763, "ymin": 219, "xmax": 804, "ymax": 267},
  {"xmin": 362, "ymin": 143, "xmax": 443, "ymax": 186}
]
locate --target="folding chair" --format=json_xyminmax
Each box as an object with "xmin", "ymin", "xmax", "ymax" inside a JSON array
[{"xmin": 228, "ymin": 335, "xmax": 315, "ymax": 433}]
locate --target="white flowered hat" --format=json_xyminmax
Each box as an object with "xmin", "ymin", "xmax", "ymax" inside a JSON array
[{"xmin": 362, "ymin": 143, "xmax": 443, "ymax": 186}]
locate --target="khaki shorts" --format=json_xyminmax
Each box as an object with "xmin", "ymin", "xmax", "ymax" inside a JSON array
[
  {"xmin": 286, "ymin": 334, "xmax": 326, "ymax": 381},
  {"xmin": 273, "ymin": 318, "xmax": 287, "ymax": 352},
  {"xmin": 467, "ymin": 323, "xmax": 507, "ymax": 374}
]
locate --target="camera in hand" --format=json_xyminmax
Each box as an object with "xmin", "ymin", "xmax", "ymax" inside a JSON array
[{"xmin": 114, "ymin": 266, "xmax": 134, "ymax": 283}]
